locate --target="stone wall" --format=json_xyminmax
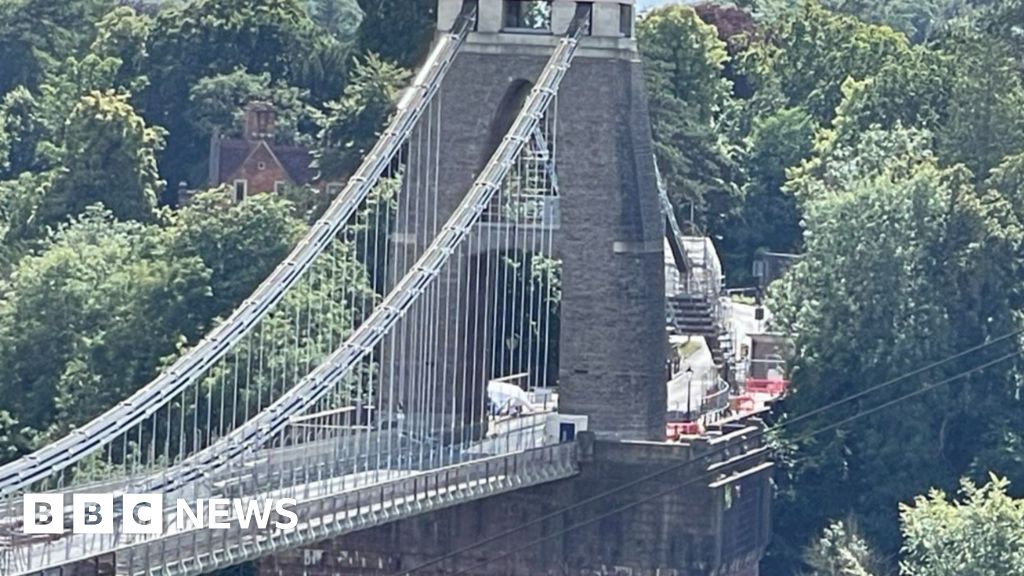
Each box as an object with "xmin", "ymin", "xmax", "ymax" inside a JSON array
[{"xmin": 388, "ymin": 41, "xmax": 668, "ymax": 442}]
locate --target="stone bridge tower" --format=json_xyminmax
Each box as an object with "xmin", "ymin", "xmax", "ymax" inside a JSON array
[
  {"xmin": 259, "ymin": 6, "xmax": 773, "ymax": 575},
  {"xmin": 432, "ymin": 0, "xmax": 667, "ymax": 441}
]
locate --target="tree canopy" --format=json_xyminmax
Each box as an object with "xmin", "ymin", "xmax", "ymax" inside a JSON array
[
  {"xmin": 900, "ymin": 476, "xmax": 1024, "ymax": 576},
  {"xmin": 40, "ymin": 90, "xmax": 164, "ymax": 225},
  {"xmin": 638, "ymin": 4, "xmax": 739, "ymax": 238},
  {"xmin": 0, "ymin": 0, "xmax": 408, "ymax": 458},
  {"xmin": 802, "ymin": 476, "xmax": 1024, "ymax": 576},
  {"xmin": 766, "ymin": 124, "xmax": 1024, "ymax": 566}
]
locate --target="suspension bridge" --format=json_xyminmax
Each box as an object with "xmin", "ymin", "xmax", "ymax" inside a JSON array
[{"xmin": 0, "ymin": 2, "xmax": 772, "ymax": 575}]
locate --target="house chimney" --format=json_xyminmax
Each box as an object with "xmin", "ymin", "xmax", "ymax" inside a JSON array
[{"xmin": 244, "ymin": 101, "xmax": 276, "ymax": 141}]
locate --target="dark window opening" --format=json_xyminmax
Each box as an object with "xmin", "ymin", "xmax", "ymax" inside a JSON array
[
  {"xmin": 559, "ymin": 422, "xmax": 576, "ymax": 443},
  {"xmin": 577, "ymin": 2, "xmax": 594, "ymax": 35},
  {"xmin": 254, "ymin": 111, "xmax": 273, "ymax": 138},
  {"xmin": 234, "ymin": 180, "xmax": 247, "ymax": 202},
  {"xmin": 620, "ymin": 3, "xmax": 633, "ymax": 37},
  {"xmin": 504, "ymin": 0, "xmax": 552, "ymax": 31},
  {"xmin": 464, "ymin": 0, "xmax": 480, "ymax": 31},
  {"xmin": 482, "ymin": 79, "xmax": 534, "ymax": 168}
]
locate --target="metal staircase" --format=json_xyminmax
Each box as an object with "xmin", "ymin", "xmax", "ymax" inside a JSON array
[{"xmin": 657, "ymin": 166, "xmax": 735, "ymax": 384}]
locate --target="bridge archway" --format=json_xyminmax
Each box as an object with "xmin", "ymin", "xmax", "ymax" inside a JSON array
[{"xmin": 481, "ymin": 78, "xmax": 534, "ymax": 168}]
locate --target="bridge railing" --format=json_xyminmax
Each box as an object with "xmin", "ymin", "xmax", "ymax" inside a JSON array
[
  {"xmin": 701, "ymin": 378, "xmax": 731, "ymax": 424},
  {"xmin": 4, "ymin": 443, "xmax": 578, "ymax": 576},
  {"xmin": 142, "ymin": 442, "xmax": 579, "ymax": 576}
]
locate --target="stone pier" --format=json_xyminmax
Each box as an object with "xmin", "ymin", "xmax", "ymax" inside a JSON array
[{"xmin": 258, "ymin": 417, "xmax": 772, "ymax": 576}]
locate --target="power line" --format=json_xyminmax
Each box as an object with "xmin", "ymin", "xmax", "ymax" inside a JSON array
[
  {"xmin": 448, "ymin": 348, "xmax": 1024, "ymax": 573},
  {"xmin": 393, "ymin": 329, "xmax": 1022, "ymax": 575},
  {"xmin": 395, "ymin": 329, "xmax": 1021, "ymax": 574}
]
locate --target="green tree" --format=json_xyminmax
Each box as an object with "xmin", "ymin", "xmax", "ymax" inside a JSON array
[
  {"xmin": 803, "ymin": 518, "xmax": 887, "ymax": 576},
  {"xmin": 145, "ymin": 0, "xmax": 322, "ymax": 96},
  {"xmin": 827, "ymin": 46, "xmax": 954, "ymax": 152},
  {"xmin": 0, "ymin": 53, "xmax": 125, "ymax": 182},
  {"xmin": 0, "ymin": 188, "xmax": 378, "ymax": 455},
  {"xmin": 639, "ymin": 5, "xmax": 732, "ymax": 124},
  {"xmin": 0, "ymin": 410, "xmax": 34, "ymax": 464},
  {"xmin": 900, "ymin": 476, "xmax": 1024, "ymax": 576},
  {"xmin": 936, "ymin": 26, "xmax": 1024, "ymax": 179},
  {"xmin": 0, "ymin": 0, "xmax": 114, "ymax": 94},
  {"xmin": 831, "ymin": 25, "xmax": 1024, "ymax": 182},
  {"xmin": 308, "ymin": 0, "xmax": 363, "ymax": 43},
  {"xmin": 169, "ymin": 190, "xmax": 376, "ymax": 435},
  {"xmin": 40, "ymin": 91, "xmax": 164, "ymax": 225},
  {"xmin": 355, "ymin": 0, "xmax": 434, "ymax": 68},
  {"xmin": 290, "ymin": 37, "xmax": 354, "ymax": 106},
  {"xmin": 978, "ymin": 0, "xmax": 1024, "ymax": 64},
  {"xmin": 0, "ymin": 208, "xmax": 211, "ymax": 438},
  {"xmin": 90, "ymin": 5, "xmax": 153, "ymax": 90},
  {"xmin": 638, "ymin": 5, "xmax": 739, "ymax": 235},
  {"xmin": 0, "ymin": 87, "xmax": 42, "ymax": 178},
  {"xmin": 196, "ymin": 232, "xmax": 378, "ymax": 428},
  {"xmin": 741, "ymin": 2, "xmax": 910, "ymax": 122},
  {"xmin": 143, "ymin": 0, "xmax": 331, "ymax": 187},
  {"xmin": 316, "ymin": 54, "xmax": 409, "ymax": 180},
  {"xmin": 168, "ymin": 190, "xmax": 304, "ymax": 320},
  {"xmin": 0, "ymin": 172, "xmax": 49, "ymax": 259},
  {"xmin": 964, "ymin": 152, "xmax": 1024, "ymax": 488},
  {"xmin": 187, "ymin": 69, "xmax": 321, "ymax": 146},
  {"xmin": 722, "ymin": 106, "xmax": 815, "ymax": 283},
  {"xmin": 820, "ymin": 0, "xmax": 959, "ymax": 42},
  {"xmin": 35, "ymin": 55, "xmax": 123, "ymax": 155},
  {"xmin": 0, "ymin": 52, "xmax": 126, "ymax": 182},
  {"xmin": 767, "ymin": 127, "xmax": 1024, "ymax": 569}
]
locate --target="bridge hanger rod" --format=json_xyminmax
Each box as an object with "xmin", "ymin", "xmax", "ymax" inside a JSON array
[
  {"xmin": 153, "ymin": 4, "xmax": 594, "ymax": 494},
  {"xmin": 0, "ymin": 2, "xmax": 480, "ymax": 497}
]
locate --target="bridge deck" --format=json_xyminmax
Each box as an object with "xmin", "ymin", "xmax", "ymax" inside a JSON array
[{"xmin": 8, "ymin": 443, "xmax": 578, "ymax": 576}]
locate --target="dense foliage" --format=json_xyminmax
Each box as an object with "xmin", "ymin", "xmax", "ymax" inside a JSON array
[
  {"xmin": 900, "ymin": 476, "xmax": 1024, "ymax": 576},
  {"xmin": 1, "ymin": 1, "xmax": 1023, "ymax": 574},
  {"xmin": 803, "ymin": 476, "xmax": 1024, "ymax": 576},
  {"xmin": 0, "ymin": 0, "xmax": 427, "ymax": 456},
  {"xmin": 640, "ymin": 0, "xmax": 1024, "ymax": 573}
]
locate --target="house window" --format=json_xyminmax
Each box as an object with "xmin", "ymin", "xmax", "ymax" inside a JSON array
[
  {"xmin": 504, "ymin": 0, "xmax": 551, "ymax": 32},
  {"xmin": 326, "ymin": 183, "xmax": 344, "ymax": 197},
  {"xmin": 233, "ymin": 179, "xmax": 248, "ymax": 202},
  {"xmin": 619, "ymin": 3, "xmax": 633, "ymax": 37},
  {"xmin": 254, "ymin": 110, "xmax": 273, "ymax": 139},
  {"xmin": 257, "ymin": 161, "xmax": 267, "ymax": 171},
  {"xmin": 274, "ymin": 181, "xmax": 287, "ymax": 194}
]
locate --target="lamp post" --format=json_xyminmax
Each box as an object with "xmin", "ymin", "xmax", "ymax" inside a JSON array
[{"xmin": 685, "ymin": 366, "xmax": 694, "ymax": 422}]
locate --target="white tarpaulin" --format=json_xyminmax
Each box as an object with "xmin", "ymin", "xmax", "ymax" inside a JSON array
[{"xmin": 487, "ymin": 380, "xmax": 532, "ymax": 415}]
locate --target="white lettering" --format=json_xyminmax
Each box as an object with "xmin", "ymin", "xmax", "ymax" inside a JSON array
[
  {"xmin": 176, "ymin": 499, "xmax": 204, "ymax": 531},
  {"xmin": 25, "ymin": 494, "xmax": 300, "ymax": 534},
  {"xmin": 233, "ymin": 499, "xmax": 274, "ymax": 529},
  {"xmin": 207, "ymin": 498, "xmax": 232, "ymax": 529},
  {"xmin": 274, "ymin": 498, "xmax": 298, "ymax": 530}
]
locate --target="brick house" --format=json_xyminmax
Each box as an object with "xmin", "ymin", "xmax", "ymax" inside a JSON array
[{"xmin": 207, "ymin": 102, "xmax": 342, "ymax": 202}]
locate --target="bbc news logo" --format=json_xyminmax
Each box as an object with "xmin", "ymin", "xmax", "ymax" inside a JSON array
[{"xmin": 22, "ymin": 494, "xmax": 298, "ymax": 535}]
